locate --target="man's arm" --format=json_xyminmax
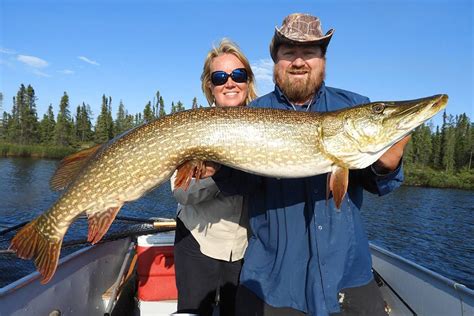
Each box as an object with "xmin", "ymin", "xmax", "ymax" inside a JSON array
[
  {"xmin": 352, "ymin": 135, "xmax": 410, "ymax": 195},
  {"xmin": 372, "ymin": 135, "xmax": 411, "ymax": 174}
]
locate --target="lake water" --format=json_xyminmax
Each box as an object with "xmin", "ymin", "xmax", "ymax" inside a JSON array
[{"xmin": 0, "ymin": 158, "xmax": 472, "ymax": 289}]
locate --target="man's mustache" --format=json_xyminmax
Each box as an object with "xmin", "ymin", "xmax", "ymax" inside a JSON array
[{"xmin": 286, "ymin": 67, "xmax": 310, "ymax": 74}]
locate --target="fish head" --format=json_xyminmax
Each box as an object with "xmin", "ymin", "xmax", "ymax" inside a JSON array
[{"xmin": 322, "ymin": 94, "xmax": 448, "ymax": 169}]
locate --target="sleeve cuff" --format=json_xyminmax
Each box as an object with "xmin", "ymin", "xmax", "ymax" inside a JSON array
[{"xmin": 370, "ymin": 158, "xmax": 403, "ymax": 178}]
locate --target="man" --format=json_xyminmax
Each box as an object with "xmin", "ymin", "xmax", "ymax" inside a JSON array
[{"xmin": 207, "ymin": 13, "xmax": 409, "ymax": 315}]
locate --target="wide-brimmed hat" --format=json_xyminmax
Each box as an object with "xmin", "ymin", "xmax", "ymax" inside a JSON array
[{"xmin": 270, "ymin": 13, "xmax": 334, "ymax": 61}]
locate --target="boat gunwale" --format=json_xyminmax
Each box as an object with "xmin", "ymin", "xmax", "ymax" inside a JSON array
[{"xmin": 370, "ymin": 243, "xmax": 474, "ymax": 297}]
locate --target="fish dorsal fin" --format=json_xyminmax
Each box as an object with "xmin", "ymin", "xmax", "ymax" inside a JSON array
[
  {"xmin": 50, "ymin": 144, "xmax": 103, "ymax": 191},
  {"xmin": 327, "ymin": 165, "xmax": 349, "ymax": 210},
  {"xmin": 174, "ymin": 160, "xmax": 206, "ymax": 190}
]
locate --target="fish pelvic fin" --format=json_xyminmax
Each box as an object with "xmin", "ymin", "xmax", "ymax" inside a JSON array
[
  {"xmin": 87, "ymin": 205, "xmax": 122, "ymax": 244},
  {"xmin": 174, "ymin": 160, "xmax": 206, "ymax": 190},
  {"xmin": 9, "ymin": 218, "xmax": 62, "ymax": 284},
  {"xmin": 327, "ymin": 165, "xmax": 349, "ymax": 210},
  {"xmin": 50, "ymin": 144, "xmax": 103, "ymax": 191}
]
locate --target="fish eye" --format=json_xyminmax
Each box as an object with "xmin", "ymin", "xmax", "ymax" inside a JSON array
[{"xmin": 372, "ymin": 103, "xmax": 385, "ymax": 114}]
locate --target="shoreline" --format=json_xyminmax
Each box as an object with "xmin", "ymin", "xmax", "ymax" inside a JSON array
[
  {"xmin": 0, "ymin": 143, "xmax": 76, "ymax": 160},
  {"xmin": 1, "ymin": 143, "xmax": 472, "ymax": 191}
]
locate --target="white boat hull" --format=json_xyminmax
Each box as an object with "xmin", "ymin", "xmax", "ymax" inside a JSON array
[
  {"xmin": 370, "ymin": 243, "xmax": 474, "ymax": 316},
  {"xmin": 1, "ymin": 233, "xmax": 473, "ymax": 316},
  {"xmin": 0, "ymin": 238, "xmax": 132, "ymax": 316}
]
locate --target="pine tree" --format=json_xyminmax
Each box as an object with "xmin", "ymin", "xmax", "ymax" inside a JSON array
[
  {"xmin": 134, "ymin": 113, "xmax": 143, "ymax": 126},
  {"xmin": 95, "ymin": 95, "xmax": 114, "ymax": 143},
  {"xmin": 192, "ymin": 97, "xmax": 198, "ymax": 109},
  {"xmin": 153, "ymin": 91, "xmax": 161, "ymax": 118},
  {"xmin": 440, "ymin": 112, "xmax": 455, "ymax": 172},
  {"xmin": 115, "ymin": 100, "xmax": 128, "ymax": 136},
  {"xmin": 469, "ymin": 122, "xmax": 474, "ymax": 170},
  {"xmin": 24, "ymin": 85, "xmax": 39, "ymax": 144},
  {"xmin": 1, "ymin": 111, "xmax": 9, "ymax": 142},
  {"xmin": 170, "ymin": 101, "xmax": 176, "ymax": 114},
  {"xmin": 75, "ymin": 103, "xmax": 93, "ymax": 142},
  {"xmin": 159, "ymin": 96, "xmax": 166, "ymax": 117},
  {"xmin": 176, "ymin": 101, "xmax": 185, "ymax": 112},
  {"xmin": 54, "ymin": 92, "xmax": 73, "ymax": 146},
  {"xmin": 454, "ymin": 113, "xmax": 470, "ymax": 169},
  {"xmin": 125, "ymin": 114, "xmax": 135, "ymax": 130},
  {"xmin": 143, "ymin": 101, "xmax": 154, "ymax": 122},
  {"xmin": 39, "ymin": 104, "xmax": 56, "ymax": 144},
  {"xmin": 431, "ymin": 126, "xmax": 442, "ymax": 168},
  {"xmin": 7, "ymin": 97, "xmax": 20, "ymax": 142},
  {"xmin": 412, "ymin": 124, "xmax": 432, "ymax": 165},
  {"xmin": 422, "ymin": 125, "xmax": 433, "ymax": 165},
  {"xmin": 107, "ymin": 97, "xmax": 114, "ymax": 136},
  {"xmin": 0, "ymin": 93, "xmax": 4, "ymax": 140},
  {"xmin": 16, "ymin": 84, "xmax": 28, "ymax": 144}
]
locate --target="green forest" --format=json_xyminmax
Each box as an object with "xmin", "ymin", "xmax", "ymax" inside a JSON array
[
  {"xmin": 1, "ymin": 84, "xmax": 473, "ymax": 190},
  {"xmin": 0, "ymin": 84, "xmax": 195, "ymax": 157}
]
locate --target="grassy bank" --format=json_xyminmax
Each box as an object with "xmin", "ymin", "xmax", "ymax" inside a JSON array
[
  {"xmin": 0, "ymin": 143, "xmax": 76, "ymax": 159},
  {"xmin": 404, "ymin": 164, "xmax": 474, "ymax": 190}
]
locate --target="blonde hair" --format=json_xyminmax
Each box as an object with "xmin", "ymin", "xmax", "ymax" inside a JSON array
[{"xmin": 201, "ymin": 38, "xmax": 257, "ymax": 106}]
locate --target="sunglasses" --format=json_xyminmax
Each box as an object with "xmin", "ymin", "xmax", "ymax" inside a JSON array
[{"xmin": 211, "ymin": 68, "xmax": 248, "ymax": 86}]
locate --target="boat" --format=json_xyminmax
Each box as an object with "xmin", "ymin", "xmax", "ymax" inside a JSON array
[{"xmin": 1, "ymin": 221, "xmax": 473, "ymax": 316}]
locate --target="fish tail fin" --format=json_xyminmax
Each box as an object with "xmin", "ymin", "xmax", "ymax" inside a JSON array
[
  {"xmin": 174, "ymin": 160, "xmax": 206, "ymax": 190},
  {"xmin": 87, "ymin": 205, "xmax": 122, "ymax": 244},
  {"xmin": 9, "ymin": 218, "xmax": 63, "ymax": 284}
]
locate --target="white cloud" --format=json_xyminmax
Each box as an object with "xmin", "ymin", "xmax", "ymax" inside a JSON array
[
  {"xmin": 251, "ymin": 58, "xmax": 274, "ymax": 95},
  {"xmin": 17, "ymin": 55, "xmax": 49, "ymax": 68},
  {"xmin": 78, "ymin": 56, "xmax": 100, "ymax": 66},
  {"xmin": 58, "ymin": 69, "xmax": 75, "ymax": 75},
  {"xmin": 0, "ymin": 47, "xmax": 16, "ymax": 54},
  {"xmin": 32, "ymin": 69, "xmax": 51, "ymax": 77}
]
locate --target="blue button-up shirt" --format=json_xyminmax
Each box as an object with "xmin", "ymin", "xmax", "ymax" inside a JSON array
[{"xmin": 213, "ymin": 83, "xmax": 403, "ymax": 315}]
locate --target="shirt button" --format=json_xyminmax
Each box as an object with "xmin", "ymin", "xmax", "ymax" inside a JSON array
[{"xmin": 318, "ymin": 225, "xmax": 323, "ymax": 230}]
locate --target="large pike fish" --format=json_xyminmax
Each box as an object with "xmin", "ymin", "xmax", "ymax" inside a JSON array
[{"xmin": 10, "ymin": 94, "xmax": 447, "ymax": 283}]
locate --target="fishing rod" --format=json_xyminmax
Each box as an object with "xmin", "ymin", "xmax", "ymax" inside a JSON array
[
  {"xmin": 0, "ymin": 221, "xmax": 30, "ymax": 236},
  {"xmin": 0, "ymin": 219, "xmax": 176, "ymax": 255},
  {"xmin": 0, "ymin": 215, "xmax": 169, "ymax": 236}
]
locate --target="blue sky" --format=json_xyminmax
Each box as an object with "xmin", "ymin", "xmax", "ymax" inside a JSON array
[{"xmin": 0, "ymin": 0, "xmax": 472, "ymax": 126}]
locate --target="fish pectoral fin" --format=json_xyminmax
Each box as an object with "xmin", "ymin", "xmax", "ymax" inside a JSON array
[
  {"xmin": 50, "ymin": 144, "xmax": 103, "ymax": 191},
  {"xmin": 87, "ymin": 205, "xmax": 122, "ymax": 244},
  {"xmin": 174, "ymin": 160, "xmax": 206, "ymax": 190},
  {"xmin": 9, "ymin": 219, "xmax": 62, "ymax": 284},
  {"xmin": 328, "ymin": 165, "xmax": 349, "ymax": 210}
]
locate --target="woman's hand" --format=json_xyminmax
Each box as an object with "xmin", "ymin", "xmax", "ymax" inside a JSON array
[{"xmin": 195, "ymin": 161, "xmax": 221, "ymax": 178}]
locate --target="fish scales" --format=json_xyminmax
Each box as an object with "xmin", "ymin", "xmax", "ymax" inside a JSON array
[{"xmin": 9, "ymin": 94, "xmax": 448, "ymax": 283}]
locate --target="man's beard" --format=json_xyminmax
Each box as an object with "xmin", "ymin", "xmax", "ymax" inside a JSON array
[{"xmin": 274, "ymin": 62, "xmax": 326, "ymax": 104}]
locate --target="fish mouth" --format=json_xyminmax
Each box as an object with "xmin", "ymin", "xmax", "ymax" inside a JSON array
[{"xmin": 390, "ymin": 94, "xmax": 448, "ymax": 130}]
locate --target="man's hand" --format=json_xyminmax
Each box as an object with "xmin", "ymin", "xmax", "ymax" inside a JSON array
[
  {"xmin": 194, "ymin": 161, "xmax": 221, "ymax": 178},
  {"xmin": 373, "ymin": 135, "xmax": 411, "ymax": 173}
]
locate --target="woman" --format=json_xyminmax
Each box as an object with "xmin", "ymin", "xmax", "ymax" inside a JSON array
[{"xmin": 171, "ymin": 39, "xmax": 257, "ymax": 316}]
